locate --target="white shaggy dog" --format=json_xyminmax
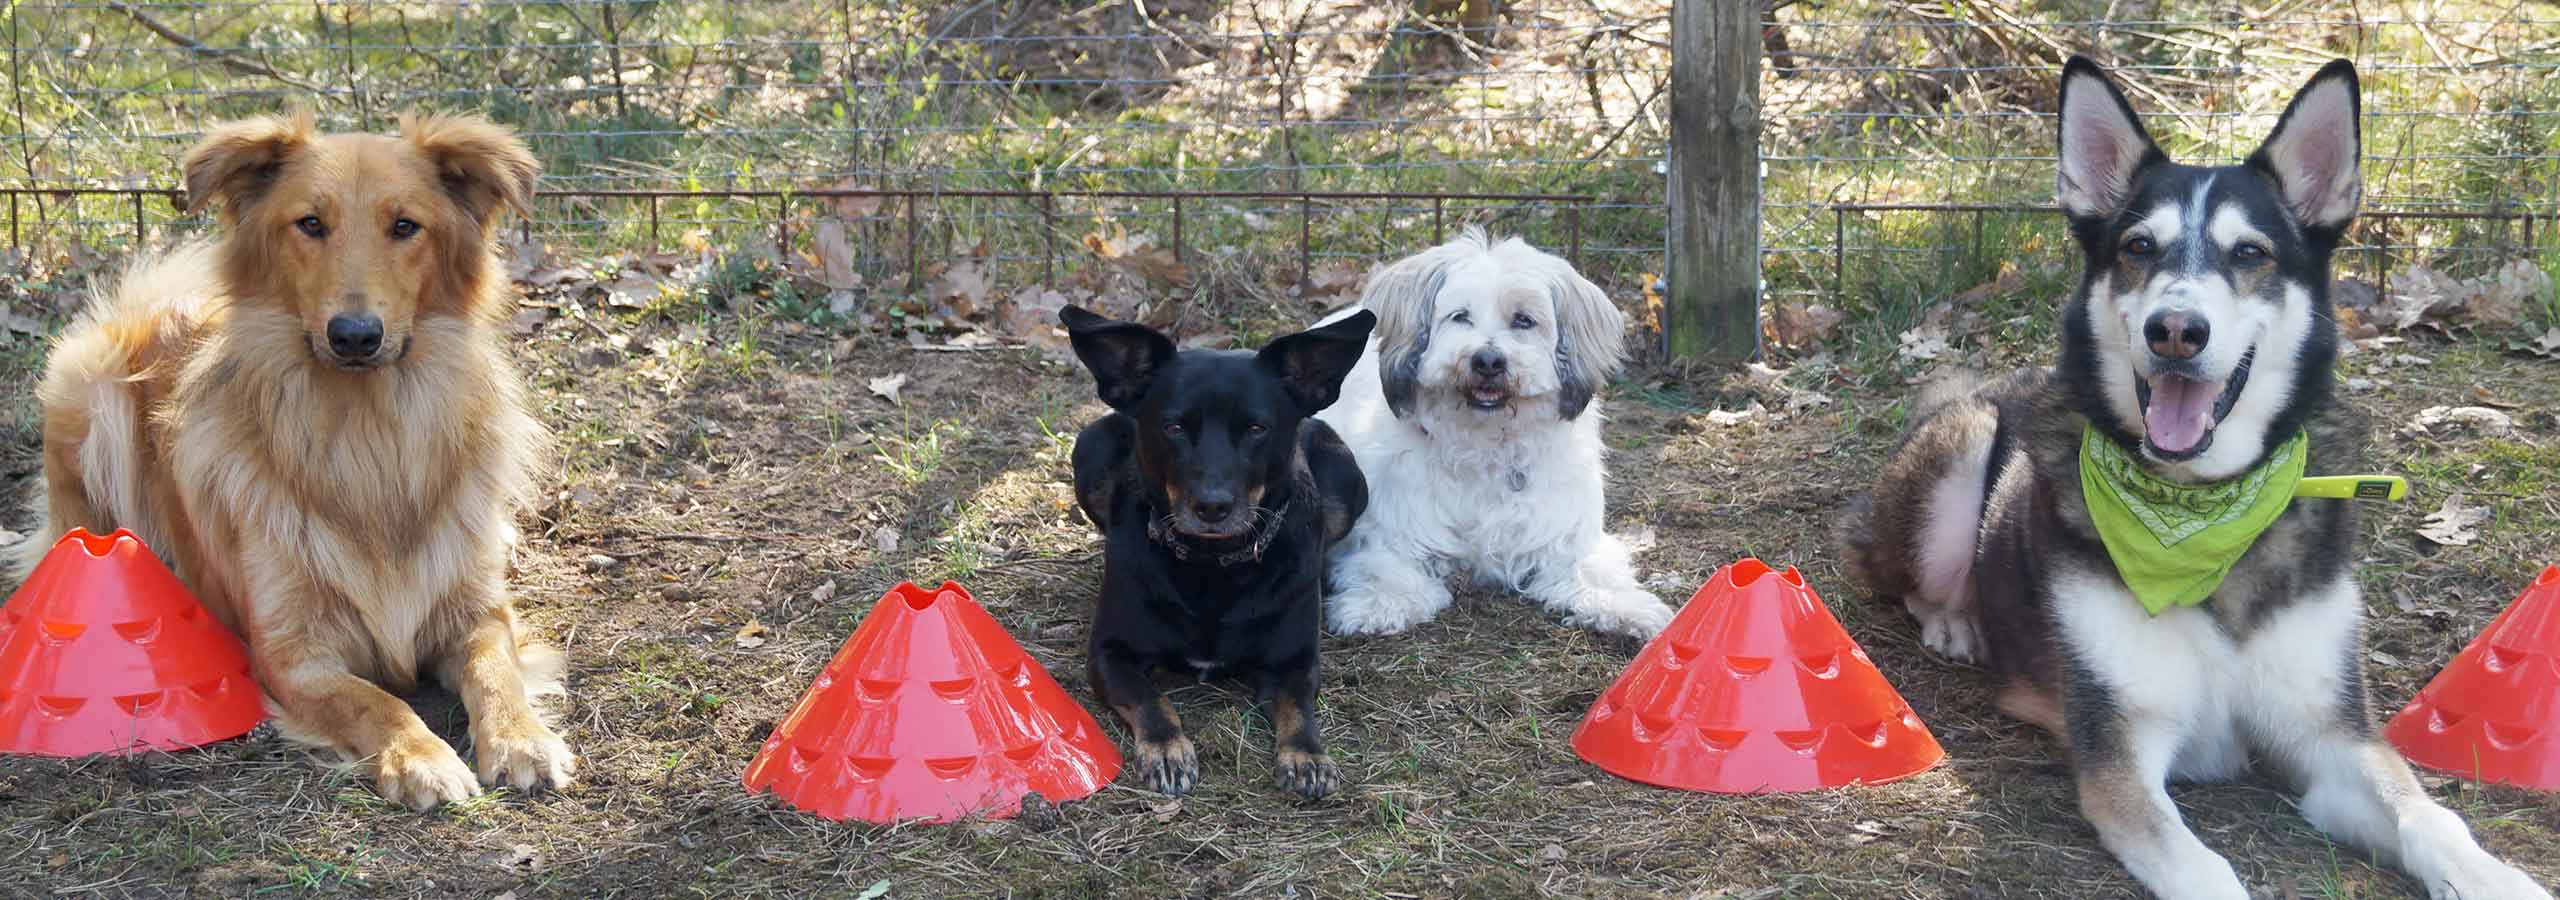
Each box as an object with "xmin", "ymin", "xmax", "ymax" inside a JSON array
[{"xmin": 1316, "ymin": 228, "xmax": 1673, "ymax": 638}]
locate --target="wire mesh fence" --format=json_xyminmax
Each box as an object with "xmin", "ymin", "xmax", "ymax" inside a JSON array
[
  {"xmin": 1760, "ymin": 4, "xmax": 2560, "ymax": 330},
  {"xmin": 1, "ymin": 0, "xmax": 1671, "ymax": 306},
  {"xmin": 3, "ymin": 1, "xmax": 2554, "ymax": 330}
]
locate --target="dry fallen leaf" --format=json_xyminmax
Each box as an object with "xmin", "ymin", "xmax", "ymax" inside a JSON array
[
  {"xmin": 1306, "ymin": 260, "xmax": 1365, "ymax": 297},
  {"xmin": 1534, "ymin": 843, "xmax": 1568, "ymax": 866},
  {"xmin": 1704, "ymin": 402, "xmax": 1766, "ymax": 427},
  {"xmin": 1951, "ymin": 260, "xmax": 2025, "ymax": 304},
  {"xmin": 1767, "ymin": 301, "xmax": 1845, "ymax": 348},
  {"xmin": 734, "ymin": 618, "xmax": 769, "ymax": 650},
  {"xmin": 2416, "ymin": 494, "xmax": 2489, "ymax": 547},
  {"xmin": 1897, "ymin": 325, "xmax": 1953, "ymax": 363},
  {"xmin": 2509, "ymin": 327, "xmax": 2560, "ymax": 360},
  {"xmin": 821, "ymin": 177, "xmax": 885, "ymax": 220},
  {"xmin": 928, "ymin": 259, "xmax": 993, "ymax": 317},
  {"xmin": 811, "ymin": 219, "xmax": 863, "ymax": 291},
  {"xmin": 2403, "ymin": 405, "xmax": 2515, "ymax": 438},
  {"xmin": 868, "ymin": 373, "xmax": 909, "ymax": 405},
  {"xmin": 872, "ymin": 527, "xmax": 900, "ymax": 555}
]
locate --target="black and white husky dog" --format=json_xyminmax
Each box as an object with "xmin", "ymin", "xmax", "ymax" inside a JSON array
[{"xmin": 1840, "ymin": 57, "xmax": 2550, "ymax": 899}]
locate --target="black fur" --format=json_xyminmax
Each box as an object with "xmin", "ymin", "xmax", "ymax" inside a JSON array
[{"xmin": 1062, "ymin": 305, "xmax": 1374, "ymax": 800}]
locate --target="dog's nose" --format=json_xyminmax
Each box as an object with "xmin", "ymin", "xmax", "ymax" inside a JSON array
[
  {"xmin": 1469, "ymin": 349, "xmax": 1506, "ymax": 377},
  {"xmin": 1190, "ymin": 497, "xmax": 1236, "ymax": 525},
  {"xmin": 326, "ymin": 312, "xmax": 385, "ymax": 360},
  {"xmin": 2143, "ymin": 310, "xmax": 2209, "ymax": 360}
]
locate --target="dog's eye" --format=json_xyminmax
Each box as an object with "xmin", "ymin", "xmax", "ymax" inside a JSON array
[
  {"xmin": 1246, "ymin": 423, "xmax": 1268, "ymax": 435},
  {"xmin": 2122, "ymin": 236, "xmax": 2156, "ymax": 256},
  {"xmin": 389, "ymin": 218, "xmax": 421, "ymax": 240},
  {"xmin": 1450, "ymin": 311, "xmax": 1471, "ymax": 325},
  {"xmin": 2232, "ymin": 243, "xmax": 2268, "ymax": 264},
  {"xmin": 1163, "ymin": 422, "xmax": 1185, "ymax": 437},
  {"xmin": 295, "ymin": 216, "xmax": 328, "ymax": 239},
  {"xmin": 1511, "ymin": 313, "xmax": 1535, "ymax": 330}
]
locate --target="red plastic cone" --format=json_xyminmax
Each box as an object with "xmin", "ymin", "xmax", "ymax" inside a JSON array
[
  {"xmin": 743, "ymin": 581, "xmax": 1120, "ymax": 822},
  {"xmin": 0, "ymin": 528, "xmax": 266, "ymax": 756},
  {"xmin": 1571, "ymin": 559, "xmax": 1943, "ymax": 792},
  {"xmin": 2384, "ymin": 565, "xmax": 2560, "ymax": 790}
]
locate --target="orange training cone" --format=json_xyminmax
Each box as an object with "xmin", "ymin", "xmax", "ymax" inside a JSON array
[
  {"xmin": 0, "ymin": 528, "xmax": 266, "ymax": 756},
  {"xmin": 1572, "ymin": 559, "xmax": 1943, "ymax": 793},
  {"xmin": 743, "ymin": 581, "xmax": 1120, "ymax": 823},
  {"xmin": 2384, "ymin": 565, "xmax": 2560, "ymax": 790}
]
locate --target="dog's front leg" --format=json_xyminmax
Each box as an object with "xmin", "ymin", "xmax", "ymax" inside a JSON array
[
  {"xmin": 1265, "ymin": 655, "xmax": 1339, "ymax": 800},
  {"xmin": 435, "ymin": 606, "xmax": 576, "ymax": 794},
  {"xmin": 1323, "ymin": 533, "xmax": 1453, "ymax": 635},
  {"xmin": 2074, "ymin": 712, "xmax": 2248, "ymax": 899},
  {"xmin": 1521, "ymin": 533, "xmax": 1672, "ymax": 639},
  {"xmin": 2286, "ymin": 740, "xmax": 2551, "ymax": 900},
  {"xmin": 2248, "ymin": 581, "xmax": 2550, "ymax": 900},
  {"xmin": 259, "ymin": 640, "xmax": 480, "ymax": 811},
  {"xmin": 1091, "ymin": 642, "xmax": 1196, "ymax": 796}
]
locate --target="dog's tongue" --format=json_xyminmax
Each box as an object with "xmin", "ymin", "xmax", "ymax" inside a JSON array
[{"xmin": 2144, "ymin": 373, "xmax": 2216, "ymax": 453}]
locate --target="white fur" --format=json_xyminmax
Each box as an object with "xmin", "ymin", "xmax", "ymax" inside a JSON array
[
  {"xmin": 1317, "ymin": 229, "xmax": 1670, "ymax": 638},
  {"xmin": 2051, "ymin": 569, "xmax": 2550, "ymax": 899},
  {"xmin": 1910, "ymin": 430, "xmax": 1993, "ymax": 662}
]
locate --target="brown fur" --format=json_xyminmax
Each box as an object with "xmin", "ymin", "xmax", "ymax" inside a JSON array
[{"xmin": 12, "ymin": 111, "xmax": 569, "ymax": 811}]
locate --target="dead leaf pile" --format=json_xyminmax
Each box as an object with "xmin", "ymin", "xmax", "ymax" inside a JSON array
[{"xmin": 2361, "ymin": 261, "xmax": 2551, "ymax": 335}]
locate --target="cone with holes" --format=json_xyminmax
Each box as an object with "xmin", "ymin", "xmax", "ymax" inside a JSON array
[
  {"xmin": 0, "ymin": 528, "xmax": 266, "ymax": 756},
  {"xmin": 2384, "ymin": 565, "xmax": 2560, "ymax": 790},
  {"xmin": 1571, "ymin": 559, "xmax": 1942, "ymax": 792},
  {"xmin": 743, "ymin": 581, "xmax": 1120, "ymax": 822}
]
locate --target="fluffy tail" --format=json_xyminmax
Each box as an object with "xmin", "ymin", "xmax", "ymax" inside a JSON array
[{"xmin": 8, "ymin": 242, "xmax": 219, "ymax": 586}]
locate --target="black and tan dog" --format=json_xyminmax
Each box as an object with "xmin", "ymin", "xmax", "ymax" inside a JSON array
[{"xmin": 1062, "ymin": 305, "xmax": 1374, "ymax": 799}]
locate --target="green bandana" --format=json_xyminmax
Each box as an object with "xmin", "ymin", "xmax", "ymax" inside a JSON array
[{"xmin": 2079, "ymin": 425, "xmax": 2307, "ymax": 615}]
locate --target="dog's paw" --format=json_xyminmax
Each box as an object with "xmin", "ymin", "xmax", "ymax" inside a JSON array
[
  {"xmin": 1563, "ymin": 595, "xmax": 1674, "ymax": 640},
  {"xmin": 1910, "ymin": 601, "xmax": 1983, "ymax": 663},
  {"xmin": 1324, "ymin": 592, "xmax": 1426, "ymax": 636},
  {"xmin": 1273, "ymin": 748, "xmax": 1340, "ymax": 801},
  {"xmin": 375, "ymin": 736, "xmax": 482, "ymax": 811},
  {"xmin": 472, "ymin": 716, "xmax": 577, "ymax": 793},
  {"xmin": 2427, "ymin": 858, "xmax": 2553, "ymax": 900},
  {"xmin": 1619, "ymin": 595, "xmax": 1676, "ymax": 638},
  {"xmin": 1132, "ymin": 736, "xmax": 1199, "ymax": 796}
]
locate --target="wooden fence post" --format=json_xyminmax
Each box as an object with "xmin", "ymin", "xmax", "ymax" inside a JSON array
[{"xmin": 1664, "ymin": 0, "xmax": 1761, "ymax": 362}]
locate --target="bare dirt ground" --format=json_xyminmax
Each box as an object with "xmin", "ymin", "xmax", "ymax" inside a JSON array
[{"xmin": 3, "ymin": 284, "xmax": 2557, "ymax": 899}]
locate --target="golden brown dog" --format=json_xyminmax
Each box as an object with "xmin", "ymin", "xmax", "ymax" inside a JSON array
[{"xmin": 12, "ymin": 111, "xmax": 571, "ymax": 810}]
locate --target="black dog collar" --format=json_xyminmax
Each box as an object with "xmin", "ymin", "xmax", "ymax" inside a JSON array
[{"xmin": 1149, "ymin": 497, "xmax": 1294, "ymax": 567}]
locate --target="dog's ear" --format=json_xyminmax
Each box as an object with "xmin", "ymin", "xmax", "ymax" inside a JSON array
[
  {"xmin": 2055, "ymin": 56, "xmax": 2166, "ymax": 222},
  {"xmin": 402, "ymin": 112, "xmax": 540, "ymax": 231},
  {"xmin": 1362, "ymin": 229, "xmax": 1481, "ymax": 417},
  {"xmin": 2248, "ymin": 60, "xmax": 2361, "ymax": 235},
  {"xmin": 1260, "ymin": 310, "xmax": 1375, "ymax": 415},
  {"xmin": 1542, "ymin": 254, "xmax": 1626, "ymax": 421},
  {"xmin": 181, "ymin": 111, "xmax": 314, "ymax": 218},
  {"xmin": 1062, "ymin": 305, "xmax": 1175, "ymax": 412}
]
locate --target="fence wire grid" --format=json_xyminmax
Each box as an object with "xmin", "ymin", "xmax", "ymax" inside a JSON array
[{"xmin": 3, "ymin": 1, "xmax": 2556, "ymax": 323}]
